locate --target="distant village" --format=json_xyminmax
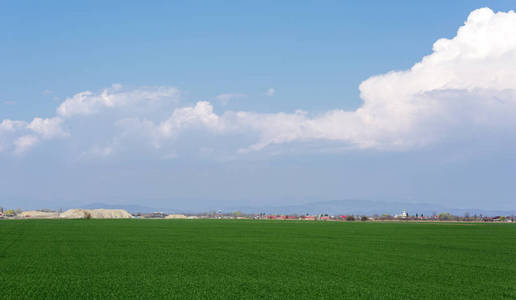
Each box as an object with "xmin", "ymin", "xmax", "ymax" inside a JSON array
[{"xmin": 0, "ymin": 207, "xmax": 514, "ymax": 222}]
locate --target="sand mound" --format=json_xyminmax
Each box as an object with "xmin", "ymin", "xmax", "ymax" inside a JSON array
[
  {"xmin": 20, "ymin": 210, "xmax": 59, "ymax": 219},
  {"xmin": 60, "ymin": 209, "xmax": 133, "ymax": 219},
  {"xmin": 166, "ymin": 214, "xmax": 187, "ymax": 219}
]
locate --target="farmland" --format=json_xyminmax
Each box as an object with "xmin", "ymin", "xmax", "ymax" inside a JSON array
[{"xmin": 1, "ymin": 220, "xmax": 515, "ymax": 299}]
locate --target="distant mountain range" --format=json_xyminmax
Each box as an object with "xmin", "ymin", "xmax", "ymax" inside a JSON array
[{"xmin": 81, "ymin": 200, "xmax": 516, "ymax": 217}]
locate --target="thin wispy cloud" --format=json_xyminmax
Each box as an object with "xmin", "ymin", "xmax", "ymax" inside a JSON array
[{"xmin": 215, "ymin": 93, "xmax": 247, "ymax": 105}]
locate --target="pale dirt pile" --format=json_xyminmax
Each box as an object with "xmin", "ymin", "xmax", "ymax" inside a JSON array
[
  {"xmin": 20, "ymin": 210, "xmax": 59, "ymax": 219},
  {"xmin": 165, "ymin": 214, "xmax": 187, "ymax": 219},
  {"xmin": 59, "ymin": 209, "xmax": 89, "ymax": 219},
  {"xmin": 60, "ymin": 209, "xmax": 133, "ymax": 219}
]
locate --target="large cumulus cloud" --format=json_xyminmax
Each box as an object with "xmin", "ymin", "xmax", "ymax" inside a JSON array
[{"xmin": 236, "ymin": 7, "xmax": 516, "ymax": 150}]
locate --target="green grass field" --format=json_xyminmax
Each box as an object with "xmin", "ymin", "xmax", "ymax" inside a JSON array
[{"xmin": 1, "ymin": 220, "xmax": 515, "ymax": 299}]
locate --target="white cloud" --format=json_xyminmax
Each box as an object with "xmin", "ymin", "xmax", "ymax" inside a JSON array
[
  {"xmin": 27, "ymin": 117, "xmax": 68, "ymax": 139},
  {"xmin": 0, "ymin": 117, "xmax": 68, "ymax": 154},
  {"xmin": 57, "ymin": 84, "xmax": 180, "ymax": 117},
  {"xmin": 265, "ymin": 88, "xmax": 275, "ymax": 96},
  {"xmin": 115, "ymin": 101, "xmax": 225, "ymax": 150},
  {"xmin": 0, "ymin": 119, "xmax": 27, "ymax": 132},
  {"xmin": 215, "ymin": 93, "xmax": 246, "ymax": 105},
  {"xmin": 13, "ymin": 135, "xmax": 39, "ymax": 155},
  {"xmin": 158, "ymin": 101, "xmax": 224, "ymax": 136}
]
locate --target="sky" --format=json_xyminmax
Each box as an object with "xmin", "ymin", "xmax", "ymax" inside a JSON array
[{"xmin": 1, "ymin": 1, "xmax": 516, "ymax": 211}]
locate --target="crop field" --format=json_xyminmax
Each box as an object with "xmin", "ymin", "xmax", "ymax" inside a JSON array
[{"xmin": 1, "ymin": 220, "xmax": 515, "ymax": 299}]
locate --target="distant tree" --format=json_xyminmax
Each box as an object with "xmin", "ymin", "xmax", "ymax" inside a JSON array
[
  {"xmin": 360, "ymin": 216, "xmax": 368, "ymax": 222},
  {"xmin": 15, "ymin": 208, "xmax": 22, "ymax": 215},
  {"xmin": 380, "ymin": 214, "xmax": 392, "ymax": 220},
  {"xmin": 83, "ymin": 211, "xmax": 92, "ymax": 219},
  {"xmin": 438, "ymin": 212, "xmax": 452, "ymax": 221},
  {"xmin": 346, "ymin": 215, "xmax": 355, "ymax": 221},
  {"xmin": 232, "ymin": 211, "xmax": 242, "ymax": 218},
  {"xmin": 499, "ymin": 216, "xmax": 507, "ymax": 222}
]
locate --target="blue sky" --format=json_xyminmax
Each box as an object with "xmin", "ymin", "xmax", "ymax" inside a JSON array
[
  {"xmin": 3, "ymin": 0, "xmax": 513, "ymax": 119},
  {"xmin": 1, "ymin": 1, "xmax": 516, "ymax": 211}
]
